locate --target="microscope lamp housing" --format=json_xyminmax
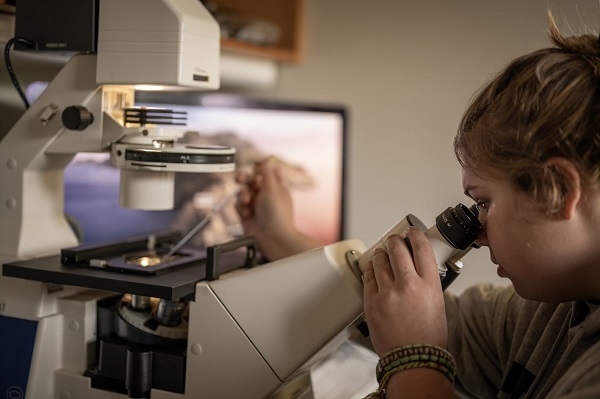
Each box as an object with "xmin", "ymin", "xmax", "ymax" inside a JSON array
[{"xmin": 96, "ymin": 0, "xmax": 220, "ymax": 89}]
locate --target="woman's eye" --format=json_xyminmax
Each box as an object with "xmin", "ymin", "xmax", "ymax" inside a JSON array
[{"xmin": 476, "ymin": 201, "xmax": 489, "ymax": 213}]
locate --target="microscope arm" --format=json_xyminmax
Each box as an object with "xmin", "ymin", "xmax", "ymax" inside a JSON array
[{"xmin": 0, "ymin": 54, "xmax": 127, "ymax": 260}]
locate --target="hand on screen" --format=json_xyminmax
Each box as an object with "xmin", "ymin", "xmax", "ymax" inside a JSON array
[{"xmin": 235, "ymin": 157, "xmax": 321, "ymax": 260}]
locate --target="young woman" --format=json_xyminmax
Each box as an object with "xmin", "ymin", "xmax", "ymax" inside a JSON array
[{"xmin": 236, "ymin": 13, "xmax": 600, "ymax": 399}]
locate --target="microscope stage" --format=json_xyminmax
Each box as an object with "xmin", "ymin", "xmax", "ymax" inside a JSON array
[{"xmin": 2, "ymin": 254, "xmax": 206, "ymax": 299}]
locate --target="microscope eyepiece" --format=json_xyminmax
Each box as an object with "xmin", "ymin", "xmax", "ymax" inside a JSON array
[{"xmin": 435, "ymin": 203, "xmax": 483, "ymax": 251}]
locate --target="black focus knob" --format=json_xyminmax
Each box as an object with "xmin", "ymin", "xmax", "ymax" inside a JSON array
[{"xmin": 62, "ymin": 105, "xmax": 94, "ymax": 130}]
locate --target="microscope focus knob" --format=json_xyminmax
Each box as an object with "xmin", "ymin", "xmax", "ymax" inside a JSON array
[{"xmin": 62, "ymin": 105, "xmax": 94, "ymax": 130}]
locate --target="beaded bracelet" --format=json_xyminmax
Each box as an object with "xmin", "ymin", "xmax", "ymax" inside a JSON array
[{"xmin": 364, "ymin": 344, "xmax": 456, "ymax": 399}]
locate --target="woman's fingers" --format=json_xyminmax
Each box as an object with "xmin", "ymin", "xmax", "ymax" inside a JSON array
[
  {"xmin": 384, "ymin": 233, "xmax": 416, "ymax": 282},
  {"xmin": 404, "ymin": 227, "xmax": 440, "ymax": 281},
  {"xmin": 371, "ymin": 248, "xmax": 395, "ymax": 288},
  {"xmin": 364, "ymin": 228, "xmax": 440, "ymax": 292},
  {"xmin": 363, "ymin": 227, "xmax": 448, "ymax": 355},
  {"xmin": 362, "ymin": 261, "xmax": 377, "ymax": 287}
]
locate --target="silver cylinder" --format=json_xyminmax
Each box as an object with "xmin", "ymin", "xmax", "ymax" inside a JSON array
[
  {"xmin": 129, "ymin": 295, "xmax": 152, "ymax": 311},
  {"xmin": 153, "ymin": 299, "xmax": 183, "ymax": 326}
]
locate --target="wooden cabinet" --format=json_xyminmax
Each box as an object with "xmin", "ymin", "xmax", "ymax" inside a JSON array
[{"xmin": 205, "ymin": 0, "xmax": 304, "ymax": 63}]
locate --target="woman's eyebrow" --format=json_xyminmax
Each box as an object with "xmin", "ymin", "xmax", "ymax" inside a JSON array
[{"xmin": 463, "ymin": 185, "xmax": 476, "ymax": 199}]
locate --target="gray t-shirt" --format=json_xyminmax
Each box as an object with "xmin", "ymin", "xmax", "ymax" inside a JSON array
[{"xmin": 445, "ymin": 284, "xmax": 600, "ymax": 399}]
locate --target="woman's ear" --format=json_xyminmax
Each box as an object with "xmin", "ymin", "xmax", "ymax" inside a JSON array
[{"xmin": 545, "ymin": 157, "xmax": 581, "ymax": 219}]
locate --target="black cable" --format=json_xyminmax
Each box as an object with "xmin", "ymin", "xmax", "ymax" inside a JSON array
[{"xmin": 4, "ymin": 37, "xmax": 36, "ymax": 109}]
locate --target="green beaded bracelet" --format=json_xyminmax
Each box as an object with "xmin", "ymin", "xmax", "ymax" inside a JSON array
[
  {"xmin": 364, "ymin": 344, "xmax": 456, "ymax": 399},
  {"xmin": 376, "ymin": 344, "xmax": 456, "ymax": 383}
]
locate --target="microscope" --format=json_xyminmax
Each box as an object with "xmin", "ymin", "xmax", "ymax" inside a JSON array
[{"xmin": 0, "ymin": 1, "xmax": 483, "ymax": 398}]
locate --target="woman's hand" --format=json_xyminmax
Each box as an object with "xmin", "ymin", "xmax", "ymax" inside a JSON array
[{"xmin": 363, "ymin": 227, "xmax": 448, "ymax": 357}]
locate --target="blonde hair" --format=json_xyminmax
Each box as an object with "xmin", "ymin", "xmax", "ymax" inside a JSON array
[{"xmin": 454, "ymin": 12, "xmax": 600, "ymax": 215}]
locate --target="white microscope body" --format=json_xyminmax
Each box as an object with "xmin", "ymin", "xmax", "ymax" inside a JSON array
[
  {"xmin": 0, "ymin": 1, "xmax": 369, "ymax": 398},
  {"xmin": 0, "ymin": 1, "xmax": 481, "ymax": 397}
]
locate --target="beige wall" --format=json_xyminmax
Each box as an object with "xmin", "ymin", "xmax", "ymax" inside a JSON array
[{"xmin": 236, "ymin": 0, "xmax": 600, "ymax": 293}]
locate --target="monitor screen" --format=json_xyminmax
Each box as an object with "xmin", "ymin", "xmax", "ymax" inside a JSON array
[{"xmin": 64, "ymin": 92, "xmax": 348, "ymax": 251}]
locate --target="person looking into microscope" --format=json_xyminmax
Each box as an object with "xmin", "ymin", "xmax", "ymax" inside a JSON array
[{"xmin": 235, "ymin": 13, "xmax": 600, "ymax": 399}]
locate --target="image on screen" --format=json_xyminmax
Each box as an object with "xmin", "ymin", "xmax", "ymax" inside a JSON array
[{"xmin": 63, "ymin": 92, "xmax": 348, "ymax": 251}]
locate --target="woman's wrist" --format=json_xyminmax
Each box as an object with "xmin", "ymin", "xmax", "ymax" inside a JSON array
[
  {"xmin": 384, "ymin": 367, "xmax": 457, "ymax": 399},
  {"xmin": 365, "ymin": 344, "xmax": 456, "ymax": 399},
  {"xmin": 376, "ymin": 344, "xmax": 455, "ymax": 384}
]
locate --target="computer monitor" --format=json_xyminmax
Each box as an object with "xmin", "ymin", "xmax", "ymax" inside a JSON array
[{"xmin": 64, "ymin": 92, "xmax": 348, "ymax": 250}]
